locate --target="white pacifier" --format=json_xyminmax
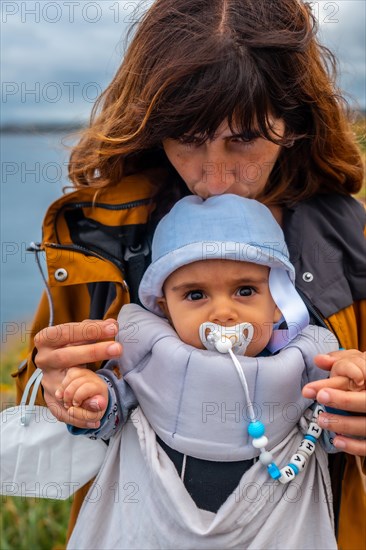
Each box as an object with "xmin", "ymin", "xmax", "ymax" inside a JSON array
[{"xmin": 199, "ymin": 322, "xmax": 254, "ymax": 355}]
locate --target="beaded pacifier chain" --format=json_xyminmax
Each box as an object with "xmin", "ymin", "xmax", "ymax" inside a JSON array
[{"xmin": 199, "ymin": 322, "xmax": 325, "ymax": 484}]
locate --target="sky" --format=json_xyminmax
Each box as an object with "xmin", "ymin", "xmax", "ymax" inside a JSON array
[{"xmin": 1, "ymin": 0, "xmax": 365, "ymax": 124}]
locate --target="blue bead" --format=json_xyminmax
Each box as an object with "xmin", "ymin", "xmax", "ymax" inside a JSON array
[
  {"xmin": 248, "ymin": 421, "xmax": 266, "ymax": 438},
  {"xmin": 288, "ymin": 463, "xmax": 299, "ymax": 475},
  {"xmin": 304, "ymin": 434, "xmax": 317, "ymax": 444},
  {"xmin": 267, "ymin": 463, "xmax": 281, "ymax": 480}
]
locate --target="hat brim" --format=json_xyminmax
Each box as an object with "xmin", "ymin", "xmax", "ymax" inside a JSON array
[{"xmin": 139, "ymin": 241, "xmax": 295, "ymax": 316}]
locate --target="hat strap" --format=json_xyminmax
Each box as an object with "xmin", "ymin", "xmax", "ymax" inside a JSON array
[{"xmin": 267, "ymin": 268, "xmax": 310, "ymax": 353}]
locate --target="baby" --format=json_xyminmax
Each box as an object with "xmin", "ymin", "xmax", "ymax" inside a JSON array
[{"xmin": 59, "ymin": 195, "xmax": 363, "ymax": 550}]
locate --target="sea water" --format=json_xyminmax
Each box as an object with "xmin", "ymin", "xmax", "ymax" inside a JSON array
[{"xmin": 1, "ymin": 132, "xmax": 70, "ymax": 332}]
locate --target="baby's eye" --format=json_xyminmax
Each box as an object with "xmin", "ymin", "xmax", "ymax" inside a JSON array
[
  {"xmin": 186, "ymin": 290, "xmax": 205, "ymax": 301},
  {"xmin": 236, "ymin": 286, "xmax": 255, "ymax": 297}
]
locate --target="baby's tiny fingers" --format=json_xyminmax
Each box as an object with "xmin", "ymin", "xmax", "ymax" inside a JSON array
[
  {"xmin": 72, "ymin": 383, "xmax": 107, "ymax": 408},
  {"xmin": 330, "ymin": 360, "xmax": 365, "ymax": 388},
  {"xmin": 55, "ymin": 387, "xmax": 64, "ymax": 400},
  {"xmin": 68, "ymin": 406, "xmax": 104, "ymax": 424}
]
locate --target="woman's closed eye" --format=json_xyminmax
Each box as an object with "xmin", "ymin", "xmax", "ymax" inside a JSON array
[
  {"xmin": 229, "ymin": 131, "xmax": 261, "ymax": 143},
  {"xmin": 185, "ymin": 290, "xmax": 206, "ymax": 301},
  {"xmin": 177, "ymin": 134, "xmax": 205, "ymax": 148},
  {"xmin": 236, "ymin": 286, "xmax": 256, "ymax": 297}
]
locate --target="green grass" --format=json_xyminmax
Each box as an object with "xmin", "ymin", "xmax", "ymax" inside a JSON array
[{"xmin": 1, "ymin": 496, "xmax": 71, "ymax": 550}]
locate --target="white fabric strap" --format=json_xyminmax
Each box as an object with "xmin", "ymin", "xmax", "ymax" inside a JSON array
[
  {"xmin": 267, "ymin": 268, "xmax": 310, "ymax": 353},
  {"xmin": 20, "ymin": 368, "xmax": 44, "ymax": 426},
  {"xmin": 20, "ymin": 367, "xmax": 43, "ymax": 406}
]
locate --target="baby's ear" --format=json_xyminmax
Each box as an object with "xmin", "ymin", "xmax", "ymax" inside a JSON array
[{"xmin": 156, "ymin": 297, "xmax": 171, "ymax": 321}]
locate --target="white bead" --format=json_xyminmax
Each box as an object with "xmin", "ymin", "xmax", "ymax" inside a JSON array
[
  {"xmin": 307, "ymin": 422, "xmax": 322, "ymax": 439},
  {"xmin": 289, "ymin": 453, "xmax": 307, "ymax": 471},
  {"xmin": 312, "ymin": 404, "xmax": 325, "ymax": 420},
  {"xmin": 259, "ymin": 451, "xmax": 273, "ymax": 466},
  {"xmin": 279, "ymin": 465, "xmax": 296, "ymax": 484},
  {"xmin": 298, "ymin": 438, "xmax": 316, "ymax": 456},
  {"xmin": 252, "ymin": 436, "xmax": 269, "ymax": 449},
  {"xmin": 214, "ymin": 338, "xmax": 232, "ymax": 353}
]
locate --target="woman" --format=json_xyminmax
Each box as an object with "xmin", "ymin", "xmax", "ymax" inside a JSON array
[{"xmin": 14, "ymin": 0, "xmax": 365, "ymax": 547}]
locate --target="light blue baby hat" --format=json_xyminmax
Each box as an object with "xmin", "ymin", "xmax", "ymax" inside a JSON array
[{"xmin": 139, "ymin": 194, "xmax": 309, "ymax": 352}]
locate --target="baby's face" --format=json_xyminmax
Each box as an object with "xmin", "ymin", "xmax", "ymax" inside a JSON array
[{"xmin": 158, "ymin": 259, "xmax": 281, "ymax": 357}]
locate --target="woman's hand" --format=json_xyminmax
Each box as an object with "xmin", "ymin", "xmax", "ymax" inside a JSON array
[
  {"xmin": 34, "ymin": 319, "xmax": 122, "ymax": 423},
  {"xmin": 303, "ymin": 349, "xmax": 366, "ymax": 456}
]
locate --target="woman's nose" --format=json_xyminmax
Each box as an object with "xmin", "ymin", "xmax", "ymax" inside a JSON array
[
  {"xmin": 201, "ymin": 160, "xmax": 239, "ymax": 195},
  {"xmin": 200, "ymin": 144, "xmax": 239, "ymax": 195}
]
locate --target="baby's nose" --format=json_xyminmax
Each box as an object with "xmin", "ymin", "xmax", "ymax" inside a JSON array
[{"xmin": 209, "ymin": 301, "xmax": 238, "ymax": 324}]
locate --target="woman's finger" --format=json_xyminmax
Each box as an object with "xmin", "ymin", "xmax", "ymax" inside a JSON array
[
  {"xmin": 314, "ymin": 350, "xmax": 365, "ymax": 372},
  {"xmin": 316, "ymin": 387, "xmax": 366, "ymax": 413},
  {"xmin": 36, "ymin": 340, "xmax": 122, "ymax": 371},
  {"xmin": 34, "ymin": 318, "xmax": 118, "ymax": 349},
  {"xmin": 313, "ymin": 354, "xmax": 336, "ymax": 371},
  {"xmin": 317, "ymin": 412, "xmax": 366, "ymax": 437},
  {"xmin": 41, "ymin": 368, "xmax": 68, "ymax": 397},
  {"xmin": 327, "ymin": 349, "xmax": 364, "ymax": 359},
  {"xmin": 332, "ymin": 436, "xmax": 366, "ymax": 456},
  {"xmin": 302, "ymin": 376, "xmax": 355, "ymax": 398}
]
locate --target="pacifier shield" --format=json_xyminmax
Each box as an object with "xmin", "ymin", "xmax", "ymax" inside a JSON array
[{"xmin": 199, "ymin": 322, "xmax": 254, "ymax": 355}]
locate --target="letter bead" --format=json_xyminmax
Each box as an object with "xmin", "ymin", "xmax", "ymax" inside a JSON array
[
  {"xmin": 289, "ymin": 453, "xmax": 307, "ymax": 471},
  {"xmin": 312, "ymin": 404, "xmax": 325, "ymax": 420},
  {"xmin": 307, "ymin": 422, "xmax": 322, "ymax": 439},
  {"xmin": 298, "ymin": 438, "xmax": 316, "ymax": 456},
  {"xmin": 279, "ymin": 465, "xmax": 296, "ymax": 484}
]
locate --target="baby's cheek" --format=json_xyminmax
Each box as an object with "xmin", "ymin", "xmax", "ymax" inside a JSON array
[
  {"xmin": 246, "ymin": 322, "xmax": 273, "ymax": 356},
  {"xmin": 254, "ymin": 321, "xmax": 272, "ymax": 342}
]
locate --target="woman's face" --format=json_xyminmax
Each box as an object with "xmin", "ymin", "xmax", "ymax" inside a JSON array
[{"xmin": 163, "ymin": 119, "xmax": 285, "ymax": 199}]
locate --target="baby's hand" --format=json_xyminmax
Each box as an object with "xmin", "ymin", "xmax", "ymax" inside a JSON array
[
  {"xmin": 55, "ymin": 367, "xmax": 109, "ymax": 429},
  {"xmin": 303, "ymin": 352, "xmax": 366, "ymax": 395},
  {"xmin": 329, "ymin": 354, "xmax": 365, "ymax": 391},
  {"xmin": 303, "ymin": 350, "xmax": 366, "ymax": 455}
]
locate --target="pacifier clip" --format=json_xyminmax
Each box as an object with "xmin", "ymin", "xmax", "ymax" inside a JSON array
[{"xmin": 199, "ymin": 322, "xmax": 324, "ymax": 484}]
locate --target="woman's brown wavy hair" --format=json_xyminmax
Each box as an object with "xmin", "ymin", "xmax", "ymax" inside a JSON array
[{"xmin": 69, "ymin": 0, "xmax": 364, "ymax": 206}]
